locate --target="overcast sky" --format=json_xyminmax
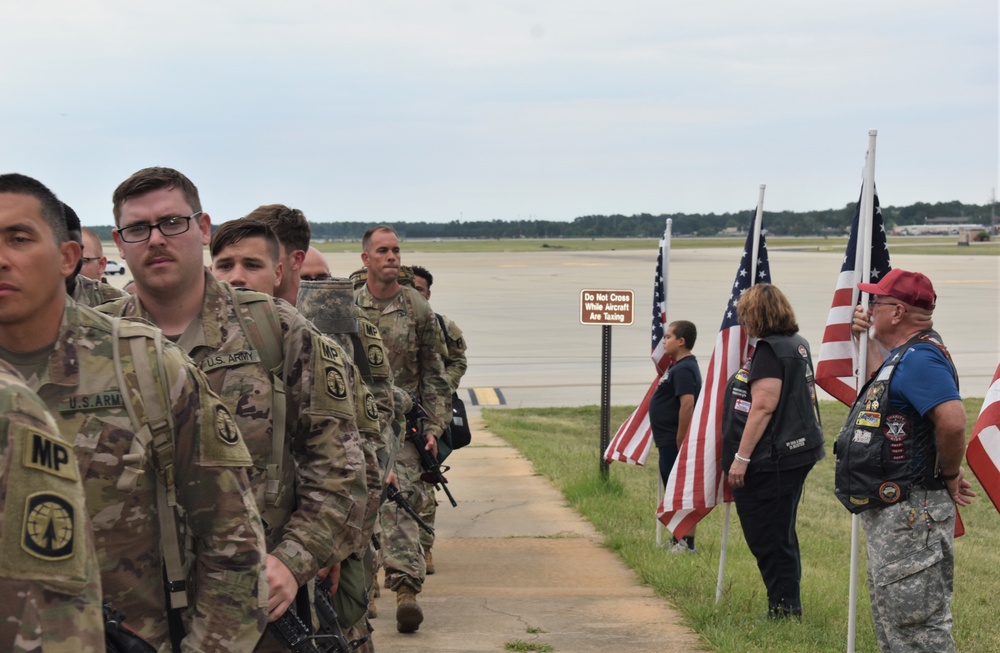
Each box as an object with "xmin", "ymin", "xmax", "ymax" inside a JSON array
[{"xmin": 2, "ymin": 1, "xmax": 997, "ymax": 227}]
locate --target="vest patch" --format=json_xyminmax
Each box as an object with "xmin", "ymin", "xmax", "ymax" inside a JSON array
[
  {"xmin": 200, "ymin": 350, "xmax": 262, "ymax": 371},
  {"xmin": 326, "ymin": 367, "xmax": 348, "ymax": 399},
  {"xmin": 215, "ymin": 405, "xmax": 240, "ymax": 445},
  {"xmin": 319, "ymin": 340, "xmax": 342, "ymax": 365},
  {"xmin": 59, "ymin": 391, "xmax": 124, "ymax": 412},
  {"xmin": 852, "ymin": 429, "xmax": 872, "ymax": 444},
  {"xmin": 23, "ymin": 430, "xmax": 78, "ymax": 481},
  {"xmin": 878, "ymin": 482, "xmax": 902, "ymax": 504},
  {"xmin": 734, "ymin": 398, "xmax": 751, "ymax": 414},
  {"xmin": 734, "ymin": 368, "xmax": 749, "ymax": 383},
  {"xmin": 22, "ymin": 492, "xmax": 75, "ymax": 561},
  {"xmin": 856, "ymin": 411, "xmax": 881, "ymax": 428}
]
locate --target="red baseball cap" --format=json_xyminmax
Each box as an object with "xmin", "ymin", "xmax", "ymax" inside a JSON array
[{"xmin": 858, "ymin": 268, "xmax": 936, "ymax": 310}]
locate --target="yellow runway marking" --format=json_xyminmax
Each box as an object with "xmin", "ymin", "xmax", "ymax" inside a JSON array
[{"xmin": 468, "ymin": 387, "xmax": 505, "ymax": 406}]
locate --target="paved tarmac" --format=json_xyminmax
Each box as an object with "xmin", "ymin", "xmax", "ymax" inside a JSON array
[{"xmin": 371, "ymin": 415, "xmax": 705, "ymax": 653}]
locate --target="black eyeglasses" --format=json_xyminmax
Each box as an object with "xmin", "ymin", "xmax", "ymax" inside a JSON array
[
  {"xmin": 301, "ymin": 274, "xmax": 332, "ymax": 282},
  {"xmin": 80, "ymin": 256, "xmax": 101, "ymax": 263},
  {"xmin": 117, "ymin": 212, "xmax": 202, "ymax": 243}
]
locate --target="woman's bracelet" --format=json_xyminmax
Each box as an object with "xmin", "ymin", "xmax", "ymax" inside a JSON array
[{"xmin": 734, "ymin": 453, "xmax": 751, "ymax": 464}]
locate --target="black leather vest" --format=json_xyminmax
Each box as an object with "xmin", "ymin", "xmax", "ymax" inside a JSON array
[
  {"xmin": 721, "ymin": 333, "xmax": 825, "ymax": 473},
  {"xmin": 834, "ymin": 330, "xmax": 958, "ymax": 514}
]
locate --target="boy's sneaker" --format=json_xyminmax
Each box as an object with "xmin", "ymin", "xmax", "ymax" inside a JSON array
[{"xmin": 669, "ymin": 539, "xmax": 695, "ymax": 554}]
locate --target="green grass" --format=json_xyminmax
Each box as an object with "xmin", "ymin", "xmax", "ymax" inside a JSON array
[
  {"xmin": 504, "ymin": 639, "xmax": 555, "ymax": 652},
  {"xmin": 311, "ymin": 237, "xmax": 1000, "ymax": 255},
  {"xmin": 482, "ymin": 400, "xmax": 1000, "ymax": 653}
]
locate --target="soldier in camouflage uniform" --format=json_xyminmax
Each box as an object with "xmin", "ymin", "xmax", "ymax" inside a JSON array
[
  {"xmin": 60, "ymin": 202, "xmax": 128, "ymax": 308},
  {"xmin": 0, "ymin": 358, "xmax": 105, "ymax": 653},
  {"xmin": 840, "ymin": 269, "xmax": 975, "ymax": 653},
  {"xmin": 354, "ymin": 226, "xmax": 450, "ymax": 633},
  {"xmin": 410, "ymin": 265, "xmax": 468, "ymax": 574},
  {"xmin": 0, "ymin": 173, "xmax": 268, "ymax": 652},
  {"xmin": 105, "ymin": 168, "xmax": 367, "ymax": 651}
]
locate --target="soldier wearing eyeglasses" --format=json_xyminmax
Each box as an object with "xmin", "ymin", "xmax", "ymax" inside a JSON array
[
  {"xmin": 104, "ymin": 167, "xmax": 368, "ymax": 652},
  {"xmin": 837, "ymin": 268, "xmax": 975, "ymax": 653}
]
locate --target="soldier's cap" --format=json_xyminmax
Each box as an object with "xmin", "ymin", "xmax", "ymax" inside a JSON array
[{"xmin": 858, "ymin": 268, "xmax": 936, "ymax": 310}]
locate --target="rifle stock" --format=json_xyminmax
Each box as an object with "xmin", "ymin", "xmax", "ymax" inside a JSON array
[
  {"xmin": 385, "ymin": 484, "xmax": 435, "ymax": 535},
  {"xmin": 268, "ymin": 576, "xmax": 368, "ymax": 653}
]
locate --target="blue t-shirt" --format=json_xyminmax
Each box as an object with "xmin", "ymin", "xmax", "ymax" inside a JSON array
[
  {"xmin": 887, "ymin": 343, "xmax": 960, "ymax": 416},
  {"xmin": 649, "ymin": 356, "xmax": 702, "ymax": 448}
]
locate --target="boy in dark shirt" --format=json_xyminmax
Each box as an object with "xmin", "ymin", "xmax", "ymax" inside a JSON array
[{"xmin": 649, "ymin": 320, "xmax": 702, "ymax": 552}]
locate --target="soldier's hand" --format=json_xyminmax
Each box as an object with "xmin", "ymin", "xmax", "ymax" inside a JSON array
[
  {"xmin": 424, "ymin": 432, "xmax": 438, "ymax": 458},
  {"xmin": 386, "ymin": 468, "xmax": 399, "ymax": 489},
  {"xmin": 265, "ymin": 554, "xmax": 299, "ymax": 622},
  {"xmin": 317, "ymin": 561, "xmax": 341, "ymax": 595}
]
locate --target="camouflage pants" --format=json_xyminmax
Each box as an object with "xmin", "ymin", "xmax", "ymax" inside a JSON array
[
  {"xmin": 860, "ymin": 488, "xmax": 956, "ymax": 653},
  {"xmin": 380, "ymin": 440, "xmax": 432, "ymax": 593},
  {"xmin": 418, "ymin": 488, "xmax": 439, "ymax": 552}
]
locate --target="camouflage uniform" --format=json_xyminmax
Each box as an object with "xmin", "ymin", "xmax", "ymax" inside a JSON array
[
  {"xmin": 20, "ymin": 299, "xmax": 267, "ymax": 652},
  {"xmin": 419, "ymin": 313, "xmax": 468, "ymax": 554},
  {"xmin": 861, "ymin": 489, "xmax": 956, "ymax": 652},
  {"xmin": 355, "ymin": 282, "xmax": 450, "ymax": 594},
  {"xmin": 0, "ymin": 359, "xmax": 104, "ymax": 653},
  {"xmin": 105, "ymin": 271, "xmax": 367, "ymax": 640},
  {"xmin": 70, "ymin": 273, "xmax": 126, "ymax": 308}
]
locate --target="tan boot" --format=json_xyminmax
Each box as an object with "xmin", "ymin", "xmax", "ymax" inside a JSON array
[
  {"xmin": 425, "ymin": 548, "xmax": 435, "ymax": 575},
  {"xmin": 395, "ymin": 585, "xmax": 423, "ymax": 633},
  {"xmin": 367, "ymin": 585, "xmax": 378, "ymax": 619}
]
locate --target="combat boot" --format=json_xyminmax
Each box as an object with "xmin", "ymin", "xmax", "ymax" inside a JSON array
[
  {"xmin": 395, "ymin": 585, "xmax": 424, "ymax": 633},
  {"xmin": 425, "ymin": 548, "xmax": 435, "ymax": 575}
]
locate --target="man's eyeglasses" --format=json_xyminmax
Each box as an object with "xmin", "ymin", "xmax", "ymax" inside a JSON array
[
  {"xmin": 301, "ymin": 274, "xmax": 332, "ymax": 282},
  {"xmin": 869, "ymin": 300, "xmax": 900, "ymax": 308},
  {"xmin": 117, "ymin": 212, "xmax": 202, "ymax": 243},
  {"xmin": 80, "ymin": 256, "xmax": 101, "ymax": 263}
]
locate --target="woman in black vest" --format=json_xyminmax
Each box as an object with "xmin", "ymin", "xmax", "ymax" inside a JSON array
[{"xmin": 722, "ymin": 284, "xmax": 825, "ymax": 619}]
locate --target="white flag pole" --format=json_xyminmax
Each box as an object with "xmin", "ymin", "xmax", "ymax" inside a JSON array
[
  {"xmin": 656, "ymin": 219, "xmax": 673, "ymax": 547},
  {"xmin": 716, "ymin": 185, "xmax": 766, "ymax": 605},
  {"xmin": 847, "ymin": 130, "xmax": 877, "ymax": 653}
]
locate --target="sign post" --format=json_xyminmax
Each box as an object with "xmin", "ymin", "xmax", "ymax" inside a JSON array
[{"xmin": 580, "ymin": 289, "xmax": 634, "ymax": 478}]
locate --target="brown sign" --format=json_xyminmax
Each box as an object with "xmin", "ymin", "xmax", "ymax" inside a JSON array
[{"xmin": 580, "ymin": 289, "xmax": 634, "ymax": 325}]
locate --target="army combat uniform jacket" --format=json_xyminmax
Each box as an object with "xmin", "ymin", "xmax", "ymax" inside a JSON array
[
  {"xmin": 437, "ymin": 313, "xmax": 468, "ymax": 395},
  {"xmin": 70, "ymin": 273, "xmax": 126, "ymax": 308},
  {"xmin": 0, "ymin": 359, "xmax": 104, "ymax": 653},
  {"xmin": 29, "ymin": 299, "xmax": 267, "ymax": 651},
  {"xmin": 355, "ymin": 284, "xmax": 451, "ymax": 437},
  {"xmin": 106, "ymin": 271, "xmax": 368, "ymax": 578}
]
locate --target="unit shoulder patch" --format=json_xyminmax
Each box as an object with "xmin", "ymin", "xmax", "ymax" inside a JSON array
[
  {"xmin": 21, "ymin": 492, "xmax": 76, "ymax": 561},
  {"xmin": 21, "ymin": 428, "xmax": 79, "ymax": 481}
]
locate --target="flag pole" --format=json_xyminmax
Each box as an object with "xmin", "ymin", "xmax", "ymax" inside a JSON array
[
  {"xmin": 656, "ymin": 218, "xmax": 673, "ymax": 547},
  {"xmin": 716, "ymin": 185, "xmax": 766, "ymax": 605},
  {"xmin": 847, "ymin": 130, "xmax": 877, "ymax": 653}
]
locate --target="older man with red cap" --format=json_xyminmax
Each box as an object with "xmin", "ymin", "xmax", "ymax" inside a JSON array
[{"xmin": 834, "ymin": 268, "xmax": 975, "ymax": 653}]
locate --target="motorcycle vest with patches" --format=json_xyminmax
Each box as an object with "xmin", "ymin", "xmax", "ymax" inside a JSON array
[{"xmin": 834, "ymin": 330, "xmax": 958, "ymax": 514}]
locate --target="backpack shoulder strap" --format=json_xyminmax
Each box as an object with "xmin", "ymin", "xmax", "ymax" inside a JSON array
[
  {"xmin": 227, "ymin": 285, "xmax": 287, "ymax": 508},
  {"xmin": 110, "ymin": 317, "xmax": 189, "ymax": 612}
]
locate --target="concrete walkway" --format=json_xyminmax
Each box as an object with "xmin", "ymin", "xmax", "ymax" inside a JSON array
[{"xmin": 373, "ymin": 416, "xmax": 705, "ymax": 653}]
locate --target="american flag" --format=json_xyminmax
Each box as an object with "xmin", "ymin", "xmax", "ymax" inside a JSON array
[
  {"xmin": 604, "ymin": 231, "xmax": 673, "ymax": 465},
  {"xmin": 968, "ymin": 362, "xmax": 1000, "ymax": 515},
  {"xmin": 658, "ymin": 212, "xmax": 769, "ymax": 538},
  {"xmin": 815, "ymin": 188, "xmax": 890, "ymax": 405}
]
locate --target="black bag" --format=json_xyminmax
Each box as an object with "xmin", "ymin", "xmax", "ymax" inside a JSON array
[{"xmin": 448, "ymin": 392, "xmax": 471, "ymax": 449}]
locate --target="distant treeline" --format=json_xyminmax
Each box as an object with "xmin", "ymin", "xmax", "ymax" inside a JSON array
[{"xmin": 89, "ymin": 199, "xmax": 994, "ymax": 241}]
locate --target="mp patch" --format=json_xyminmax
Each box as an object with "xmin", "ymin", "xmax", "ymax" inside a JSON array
[
  {"xmin": 319, "ymin": 339, "xmax": 344, "ymax": 365},
  {"xmin": 215, "ymin": 405, "xmax": 240, "ymax": 445},
  {"xmin": 326, "ymin": 367, "xmax": 348, "ymax": 400},
  {"xmin": 22, "ymin": 429, "xmax": 78, "ymax": 481},
  {"xmin": 22, "ymin": 492, "xmax": 75, "ymax": 561},
  {"xmin": 362, "ymin": 321, "xmax": 380, "ymax": 339}
]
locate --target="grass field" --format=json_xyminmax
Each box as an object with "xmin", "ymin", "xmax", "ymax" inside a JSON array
[
  {"xmin": 313, "ymin": 237, "xmax": 1000, "ymax": 256},
  {"xmin": 481, "ymin": 400, "xmax": 1000, "ymax": 653}
]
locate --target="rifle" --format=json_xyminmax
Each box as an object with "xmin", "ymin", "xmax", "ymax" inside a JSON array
[
  {"xmin": 268, "ymin": 577, "xmax": 369, "ymax": 653},
  {"xmin": 405, "ymin": 401, "xmax": 458, "ymax": 507},
  {"xmin": 104, "ymin": 604, "xmax": 156, "ymax": 653},
  {"xmin": 385, "ymin": 484, "xmax": 435, "ymax": 535}
]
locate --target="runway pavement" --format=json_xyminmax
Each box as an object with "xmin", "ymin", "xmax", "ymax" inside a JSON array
[{"xmin": 316, "ymin": 245, "xmax": 1000, "ymax": 410}]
